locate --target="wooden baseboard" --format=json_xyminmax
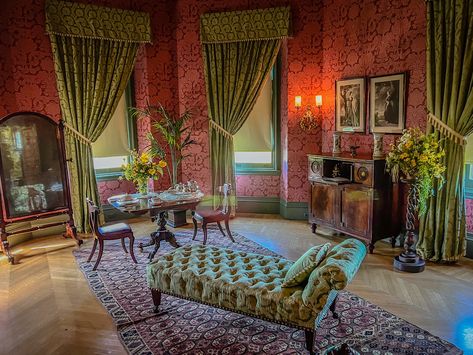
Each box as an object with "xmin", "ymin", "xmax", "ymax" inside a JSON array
[
  {"xmin": 102, "ymin": 198, "xmax": 309, "ymax": 222},
  {"xmin": 279, "ymin": 200, "xmax": 308, "ymax": 220},
  {"xmin": 466, "ymin": 233, "xmax": 473, "ymax": 259},
  {"xmin": 236, "ymin": 197, "xmax": 280, "ymax": 214}
]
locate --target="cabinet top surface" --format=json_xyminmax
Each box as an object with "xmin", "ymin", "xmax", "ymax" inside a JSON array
[{"xmin": 307, "ymin": 152, "xmax": 385, "ymax": 162}]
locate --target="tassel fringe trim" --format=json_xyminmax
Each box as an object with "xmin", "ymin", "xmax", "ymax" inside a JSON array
[{"xmin": 427, "ymin": 112, "xmax": 467, "ymax": 146}]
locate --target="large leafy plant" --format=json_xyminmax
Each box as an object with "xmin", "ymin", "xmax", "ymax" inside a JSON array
[
  {"xmin": 385, "ymin": 127, "xmax": 446, "ymax": 214},
  {"xmin": 131, "ymin": 103, "xmax": 196, "ymax": 186}
]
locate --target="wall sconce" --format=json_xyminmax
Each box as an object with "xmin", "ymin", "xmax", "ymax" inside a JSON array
[{"xmin": 296, "ymin": 95, "xmax": 322, "ymax": 131}]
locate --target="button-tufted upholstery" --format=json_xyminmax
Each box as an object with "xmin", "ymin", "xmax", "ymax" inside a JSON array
[
  {"xmin": 147, "ymin": 239, "xmax": 367, "ymax": 330},
  {"xmin": 147, "ymin": 244, "xmax": 317, "ymax": 328}
]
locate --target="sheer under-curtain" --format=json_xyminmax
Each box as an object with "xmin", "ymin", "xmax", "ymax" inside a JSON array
[
  {"xmin": 418, "ymin": 0, "xmax": 473, "ymax": 262},
  {"xmin": 200, "ymin": 7, "xmax": 291, "ymax": 210},
  {"xmin": 45, "ymin": 0, "xmax": 151, "ymax": 232}
]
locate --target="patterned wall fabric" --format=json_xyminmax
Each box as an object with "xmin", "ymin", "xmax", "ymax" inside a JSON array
[
  {"xmin": 200, "ymin": 7, "xmax": 291, "ymax": 44},
  {"xmin": 45, "ymin": 0, "xmax": 151, "ymax": 43}
]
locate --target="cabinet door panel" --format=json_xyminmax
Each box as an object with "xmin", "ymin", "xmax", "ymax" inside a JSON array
[
  {"xmin": 341, "ymin": 187, "xmax": 371, "ymax": 237},
  {"xmin": 311, "ymin": 183, "xmax": 336, "ymax": 226}
]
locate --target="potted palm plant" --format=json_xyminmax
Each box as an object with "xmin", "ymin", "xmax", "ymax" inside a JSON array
[{"xmin": 132, "ymin": 103, "xmax": 196, "ymax": 226}]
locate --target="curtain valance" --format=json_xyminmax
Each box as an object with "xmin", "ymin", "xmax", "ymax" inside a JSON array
[
  {"xmin": 200, "ymin": 7, "xmax": 291, "ymax": 44},
  {"xmin": 45, "ymin": 0, "xmax": 151, "ymax": 43}
]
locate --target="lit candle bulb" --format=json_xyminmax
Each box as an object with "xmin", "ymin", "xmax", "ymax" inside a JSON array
[
  {"xmin": 315, "ymin": 95, "xmax": 322, "ymax": 107},
  {"xmin": 295, "ymin": 96, "xmax": 302, "ymax": 108}
]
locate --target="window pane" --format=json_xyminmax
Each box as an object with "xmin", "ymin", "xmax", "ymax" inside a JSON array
[
  {"xmin": 93, "ymin": 156, "xmax": 127, "ymax": 170},
  {"xmin": 235, "ymin": 152, "xmax": 272, "ymax": 164},
  {"xmin": 467, "ymin": 134, "xmax": 473, "ymax": 164},
  {"xmin": 92, "ymin": 93, "xmax": 129, "ymax": 158},
  {"xmin": 234, "ymin": 73, "xmax": 273, "ymax": 153}
]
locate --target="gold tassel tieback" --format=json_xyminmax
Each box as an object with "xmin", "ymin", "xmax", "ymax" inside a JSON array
[
  {"xmin": 63, "ymin": 122, "xmax": 93, "ymax": 146},
  {"xmin": 209, "ymin": 120, "xmax": 233, "ymax": 140},
  {"xmin": 427, "ymin": 112, "xmax": 467, "ymax": 146}
]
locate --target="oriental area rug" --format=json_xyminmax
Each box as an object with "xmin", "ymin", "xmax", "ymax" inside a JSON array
[{"xmin": 73, "ymin": 226, "xmax": 462, "ymax": 355}]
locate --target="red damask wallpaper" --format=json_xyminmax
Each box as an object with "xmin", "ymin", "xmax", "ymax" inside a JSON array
[
  {"xmin": 176, "ymin": 0, "xmax": 426, "ymax": 203},
  {"xmin": 466, "ymin": 199, "xmax": 473, "ymax": 233},
  {"xmin": 2, "ymin": 0, "xmax": 471, "ymax": 230},
  {"xmin": 0, "ymin": 0, "xmax": 178, "ymax": 203},
  {"xmin": 176, "ymin": 0, "xmax": 324, "ymax": 201},
  {"xmin": 320, "ymin": 0, "xmax": 427, "ymax": 154}
]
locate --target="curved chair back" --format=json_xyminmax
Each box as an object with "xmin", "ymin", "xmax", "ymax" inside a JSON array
[
  {"xmin": 217, "ymin": 183, "xmax": 232, "ymax": 215},
  {"xmin": 86, "ymin": 198, "xmax": 101, "ymax": 237}
]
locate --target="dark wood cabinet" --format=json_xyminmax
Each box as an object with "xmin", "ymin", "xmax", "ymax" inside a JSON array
[
  {"xmin": 310, "ymin": 183, "xmax": 336, "ymax": 225},
  {"xmin": 308, "ymin": 153, "xmax": 400, "ymax": 253}
]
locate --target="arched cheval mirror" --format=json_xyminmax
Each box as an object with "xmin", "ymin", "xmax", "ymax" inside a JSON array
[{"xmin": 0, "ymin": 112, "xmax": 82, "ymax": 264}]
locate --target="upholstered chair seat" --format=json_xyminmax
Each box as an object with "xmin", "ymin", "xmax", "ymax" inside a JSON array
[
  {"xmin": 87, "ymin": 199, "xmax": 137, "ymax": 270},
  {"xmin": 192, "ymin": 183, "xmax": 234, "ymax": 245},
  {"xmin": 98, "ymin": 223, "xmax": 132, "ymax": 236}
]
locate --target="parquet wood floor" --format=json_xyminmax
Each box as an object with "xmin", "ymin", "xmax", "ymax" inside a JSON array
[{"xmin": 1, "ymin": 214, "xmax": 472, "ymax": 354}]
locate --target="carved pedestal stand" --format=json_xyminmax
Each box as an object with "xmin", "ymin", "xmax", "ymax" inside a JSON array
[
  {"xmin": 393, "ymin": 179, "xmax": 425, "ymax": 273},
  {"xmin": 138, "ymin": 211, "xmax": 181, "ymax": 261}
]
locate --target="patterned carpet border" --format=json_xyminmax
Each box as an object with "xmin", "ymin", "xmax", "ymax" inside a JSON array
[{"xmin": 73, "ymin": 226, "xmax": 463, "ymax": 355}]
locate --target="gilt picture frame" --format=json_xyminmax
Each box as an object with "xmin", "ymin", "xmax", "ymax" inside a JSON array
[
  {"xmin": 369, "ymin": 72, "xmax": 407, "ymax": 134},
  {"xmin": 335, "ymin": 77, "xmax": 366, "ymax": 133}
]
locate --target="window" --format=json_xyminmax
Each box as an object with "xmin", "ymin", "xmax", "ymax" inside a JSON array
[
  {"xmin": 233, "ymin": 56, "xmax": 280, "ymax": 175},
  {"xmin": 465, "ymin": 134, "xmax": 473, "ymax": 198},
  {"xmin": 92, "ymin": 79, "xmax": 137, "ymax": 180}
]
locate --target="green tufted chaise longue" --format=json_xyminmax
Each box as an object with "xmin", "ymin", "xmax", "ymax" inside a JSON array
[{"xmin": 147, "ymin": 238, "xmax": 367, "ymax": 354}]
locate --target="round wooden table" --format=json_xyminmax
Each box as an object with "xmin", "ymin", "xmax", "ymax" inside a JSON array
[{"xmin": 108, "ymin": 191, "xmax": 204, "ymax": 261}]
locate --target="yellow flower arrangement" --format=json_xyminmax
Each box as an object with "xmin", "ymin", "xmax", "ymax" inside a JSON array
[
  {"xmin": 386, "ymin": 127, "xmax": 446, "ymax": 214},
  {"xmin": 121, "ymin": 150, "xmax": 166, "ymax": 194}
]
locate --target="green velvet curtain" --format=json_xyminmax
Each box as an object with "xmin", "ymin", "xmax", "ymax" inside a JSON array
[
  {"xmin": 200, "ymin": 7, "xmax": 291, "ymax": 209},
  {"xmin": 46, "ymin": 0, "xmax": 150, "ymax": 232},
  {"xmin": 417, "ymin": 0, "xmax": 473, "ymax": 262}
]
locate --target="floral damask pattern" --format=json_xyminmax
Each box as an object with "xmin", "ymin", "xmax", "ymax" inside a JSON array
[
  {"xmin": 0, "ymin": 0, "xmax": 177, "ymax": 204},
  {"xmin": 320, "ymin": 0, "xmax": 427, "ymax": 154},
  {"xmin": 466, "ymin": 198, "xmax": 473, "ymax": 233},
  {"xmin": 45, "ymin": 0, "xmax": 151, "ymax": 43},
  {"xmin": 200, "ymin": 6, "xmax": 291, "ymax": 44},
  {"xmin": 3, "ymin": 0, "xmax": 462, "ymax": 229},
  {"xmin": 178, "ymin": 0, "xmax": 426, "ymax": 205},
  {"xmin": 97, "ymin": 179, "xmax": 135, "ymax": 204}
]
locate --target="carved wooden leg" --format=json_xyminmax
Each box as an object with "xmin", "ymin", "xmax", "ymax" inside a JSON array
[
  {"xmin": 87, "ymin": 239, "xmax": 98, "ymax": 262},
  {"xmin": 1, "ymin": 229, "xmax": 13, "ymax": 265},
  {"xmin": 93, "ymin": 239, "xmax": 104, "ymax": 271},
  {"xmin": 217, "ymin": 221, "xmax": 226, "ymax": 236},
  {"xmin": 369, "ymin": 242, "xmax": 375, "ymax": 254},
  {"xmin": 148, "ymin": 240, "xmax": 161, "ymax": 261},
  {"xmin": 224, "ymin": 219, "xmax": 235, "ymax": 243},
  {"xmin": 311, "ymin": 223, "xmax": 317, "ymax": 234},
  {"xmin": 330, "ymin": 295, "xmax": 339, "ymax": 319},
  {"xmin": 202, "ymin": 223, "xmax": 208, "ymax": 245},
  {"xmin": 67, "ymin": 219, "xmax": 82, "ymax": 246},
  {"xmin": 129, "ymin": 236, "xmax": 137, "ymax": 264},
  {"xmin": 151, "ymin": 288, "xmax": 161, "ymax": 313},
  {"xmin": 167, "ymin": 231, "xmax": 180, "ymax": 249},
  {"xmin": 192, "ymin": 213, "xmax": 198, "ymax": 241},
  {"xmin": 121, "ymin": 238, "xmax": 128, "ymax": 254},
  {"xmin": 304, "ymin": 329, "xmax": 315, "ymax": 354},
  {"xmin": 391, "ymin": 235, "xmax": 397, "ymax": 248}
]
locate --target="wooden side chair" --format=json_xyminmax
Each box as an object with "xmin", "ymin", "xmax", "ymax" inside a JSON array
[
  {"xmin": 192, "ymin": 183, "xmax": 235, "ymax": 245},
  {"xmin": 86, "ymin": 198, "xmax": 137, "ymax": 270}
]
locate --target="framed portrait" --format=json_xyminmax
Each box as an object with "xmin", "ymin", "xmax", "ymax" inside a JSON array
[
  {"xmin": 369, "ymin": 72, "xmax": 407, "ymax": 134},
  {"xmin": 335, "ymin": 77, "xmax": 366, "ymax": 133}
]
